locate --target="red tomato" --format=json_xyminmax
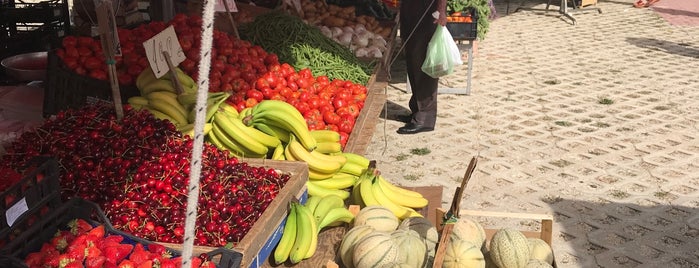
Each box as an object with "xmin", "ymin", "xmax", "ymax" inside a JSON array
[
  {"xmin": 316, "ymin": 75, "xmax": 330, "ymax": 86},
  {"xmin": 245, "ymin": 98, "xmax": 258, "ymax": 108},
  {"xmin": 344, "ymin": 103, "xmax": 361, "ymax": 118},
  {"xmin": 74, "ymin": 67, "xmax": 87, "ymax": 76},
  {"xmin": 180, "ymin": 59, "xmax": 196, "ymax": 73},
  {"xmin": 255, "ymin": 78, "xmax": 269, "ymax": 90},
  {"xmin": 246, "ymin": 90, "xmax": 264, "ymax": 102},
  {"xmin": 62, "ymin": 36, "xmax": 77, "ymax": 47},
  {"xmin": 323, "ymin": 111, "xmax": 341, "ymax": 125},
  {"xmin": 338, "ymin": 115, "xmax": 355, "ymax": 134},
  {"xmin": 117, "ymin": 72, "xmax": 134, "ymax": 85},
  {"xmin": 303, "ymin": 109, "xmax": 323, "ymax": 122},
  {"xmin": 307, "ymin": 97, "xmax": 323, "ymax": 110},
  {"xmin": 65, "ymin": 47, "xmax": 79, "ymax": 58},
  {"xmin": 264, "ymin": 54, "xmax": 279, "ymax": 65},
  {"xmin": 333, "ymin": 98, "xmax": 347, "ymax": 109},
  {"xmin": 339, "ymin": 131, "xmax": 349, "ymax": 147},
  {"xmin": 89, "ymin": 69, "xmax": 108, "ymax": 80},
  {"xmin": 325, "ymin": 124, "xmax": 339, "ymax": 132},
  {"xmin": 77, "ymin": 46, "xmax": 92, "ymax": 57},
  {"xmin": 84, "ymin": 57, "xmax": 102, "ymax": 70},
  {"xmin": 335, "ymin": 89, "xmax": 352, "ymax": 101},
  {"xmin": 306, "ymin": 118, "xmax": 326, "ymax": 131},
  {"xmin": 62, "ymin": 57, "xmax": 79, "ymax": 70},
  {"xmin": 299, "ymin": 68, "xmax": 312, "ymax": 79}
]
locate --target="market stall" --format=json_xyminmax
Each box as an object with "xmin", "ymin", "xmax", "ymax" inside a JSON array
[{"xmin": 0, "ymin": 0, "xmax": 558, "ymax": 267}]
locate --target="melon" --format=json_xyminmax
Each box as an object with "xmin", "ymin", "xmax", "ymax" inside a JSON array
[
  {"xmin": 442, "ymin": 239, "xmax": 485, "ymax": 268},
  {"xmin": 339, "ymin": 225, "xmax": 376, "ymax": 268},
  {"xmin": 383, "ymin": 263, "xmax": 413, "ymax": 268},
  {"xmin": 391, "ymin": 229, "xmax": 428, "ymax": 268},
  {"xmin": 525, "ymin": 259, "xmax": 554, "ymax": 268},
  {"xmin": 354, "ymin": 205, "xmax": 400, "ymax": 232},
  {"xmin": 489, "ymin": 228, "xmax": 530, "ymax": 268},
  {"xmin": 398, "ymin": 216, "xmax": 439, "ymax": 255},
  {"xmin": 450, "ymin": 217, "xmax": 487, "ymax": 250},
  {"xmin": 352, "ymin": 231, "xmax": 400, "ymax": 268},
  {"xmin": 527, "ymin": 238, "xmax": 554, "ymax": 265}
]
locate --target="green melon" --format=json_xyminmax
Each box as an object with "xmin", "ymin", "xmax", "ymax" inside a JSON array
[
  {"xmin": 398, "ymin": 216, "xmax": 439, "ymax": 256},
  {"xmin": 450, "ymin": 217, "xmax": 487, "ymax": 250},
  {"xmin": 442, "ymin": 239, "xmax": 485, "ymax": 268}
]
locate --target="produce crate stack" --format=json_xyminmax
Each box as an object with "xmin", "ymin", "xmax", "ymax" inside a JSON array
[{"xmin": 0, "ymin": 0, "xmax": 70, "ymax": 60}]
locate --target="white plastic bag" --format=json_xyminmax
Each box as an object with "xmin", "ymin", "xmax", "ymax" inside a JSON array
[{"xmin": 421, "ymin": 25, "xmax": 463, "ymax": 78}]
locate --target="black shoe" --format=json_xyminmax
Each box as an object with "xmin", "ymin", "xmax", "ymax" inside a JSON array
[{"xmin": 397, "ymin": 123, "xmax": 434, "ymax": 134}]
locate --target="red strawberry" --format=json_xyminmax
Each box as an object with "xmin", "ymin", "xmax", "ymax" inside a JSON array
[
  {"xmin": 50, "ymin": 233, "xmax": 69, "ymax": 251},
  {"xmin": 24, "ymin": 252, "xmax": 45, "ymax": 266},
  {"xmin": 118, "ymin": 259, "xmax": 136, "ymax": 268},
  {"xmin": 66, "ymin": 235, "xmax": 88, "ymax": 253},
  {"xmin": 146, "ymin": 243, "xmax": 166, "ymax": 256},
  {"xmin": 159, "ymin": 258, "xmax": 177, "ymax": 268},
  {"xmin": 68, "ymin": 219, "xmax": 93, "ymax": 235},
  {"xmin": 43, "ymin": 249, "xmax": 61, "ymax": 267},
  {"xmin": 98, "ymin": 235, "xmax": 124, "ymax": 250},
  {"xmin": 190, "ymin": 256, "xmax": 202, "ymax": 268},
  {"xmin": 86, "ymin": 246, "xmax": 102, "ymax": 258},
  {"xmin": 88, "ymin": 225, "xmax": 106, "ymax": 238},
  {"xmin": 86, "ymin": 256, "xmax": 107, "ymax": 268},
  {"xmin": 128, "ymin": 244, "xmax": 149, "ymax": 264},
  {"xmin": 64, "ymin": 260, "xmax": 83, "ymax": 268},
  {"xmin": 200, "ymin": 260, "xmax": 216, "ymax": 268},
  {"xmin": 58, "ymin": 253, "xmax": 76, "ymax": 268},
  {"xmin": 104, "ymin": 244, "xmax": 133, "ymax": 264},
  {"xmin": 66, "ymin": 245, "xmax": 87, "ymax": 262},
  {"xmin": 137, "ymin": 260, "xmax": 153, "ymax": 268}
]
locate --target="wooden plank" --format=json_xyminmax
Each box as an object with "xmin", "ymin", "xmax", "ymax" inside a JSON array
[
  {"xmin": 343, "ymin": 92, "xmax": 386, "ymax": 155},
  {"xmin": 161, "ymin": 160, "xmax": 309, "ymax": 268}
]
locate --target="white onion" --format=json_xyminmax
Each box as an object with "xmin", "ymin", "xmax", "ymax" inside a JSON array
[
  {"xmin": 331, "ymin": 27, "xmax": 343, "ymax": 38},
  {"xmin": 354, "ymin": 24, "xmax": 366, "ymax": 33},
  {"xmin": 338, "ymin": 32, "xmax": 354, "ymax": 46},
  {"xmin": 370, "ymin": 36, "xmax": 387, "ymax": 47},
  {"xmin": 355, "ymin": 47, "xmax": 369, "ymax": 58},
  {"xmin": 342, "ymin": 26, "xmax": 355, "ymax": 34},
  {"xmin": 353, "ymin": 32, "xmax": 370, "ymax": 47},
  {"xmin": 367, "ymin": 46, "xmax": 383, "ymax": 58},
  {"xmin": 320, "ymin": 26, "xmax": 332, "ymax": 38}
]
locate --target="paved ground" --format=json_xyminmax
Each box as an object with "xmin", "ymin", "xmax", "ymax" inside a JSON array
[{"xmin": 365, "ymin": 0, "xmax": 699, "ymax": 267}]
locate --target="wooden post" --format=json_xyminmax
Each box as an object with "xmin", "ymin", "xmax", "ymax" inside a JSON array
[
  {"xmin": 96, "ymin": 1, "xmax": 124, "ymax": 120},
  {"xmin": 221, "ymin": 0, "xmax": 240, "ymax": 39},
  {"xmin": 162, "ymin": 51, "xmax": 185, "ymax": 94}
]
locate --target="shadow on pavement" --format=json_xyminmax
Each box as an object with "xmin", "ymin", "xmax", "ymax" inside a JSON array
[
  {"xmin": 547, "ymin": 198, "xmax": 699, "ymax": 266},
  {"xmin": 379, "ymin": 100, "xmax": 412, "ymax": 122},
  {"xmin": 626, "ymin": 37, "xmax": 699, "ymax": 59}
]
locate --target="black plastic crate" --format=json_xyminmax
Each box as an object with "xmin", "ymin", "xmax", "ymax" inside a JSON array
[
  {"xmin": 0, "ymin": 157, "xmax": 62, "ymax": 246},
  {"xmin": 44, "ymin": 49, "xmax": 140, "ymax": 117},
  {"xmin": 445, "ymin": 7, "xmax": 478, "ymax": 41}
]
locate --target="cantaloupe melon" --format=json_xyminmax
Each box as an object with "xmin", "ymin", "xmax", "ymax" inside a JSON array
[
  {"xmin": 442, "ymin": 239, "xmax": 485, "ymax": 268},
  {"xmin": 450, "ymin": 217, "xmax": 487, "ymax": 250},
  {"xmin": 339, "ymin": 225, "xmax": 376, "ymax": 268},
  {"xmin": 527, "ymin": 238, "xmax": 554, "ymax": 265},
  {"xmin": 391, "ymin": 229, "xmax": 428, "ymax": 268},
  {"xmin": 354, "ymin": 205, "xmax": 400, "ymax": 232},
  {"xmin": 352, "ymin": 231, "xmax": 400, "ymax": 268},
  {"xmin": 489, "ymin": 228, "xmax": 530, "ymax": 268},
  {"xmin": 398, "ymin": 216, "xmax": 439, "ymax": 255}
]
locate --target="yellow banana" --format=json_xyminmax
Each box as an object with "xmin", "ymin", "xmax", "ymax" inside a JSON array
[
  {"xmin": 304, "ymin": 196, "xmax": 323, "ymax": 215},
  {"xmin": 314, "ymin": 141, "xmax": 343, "ymax": 154},
  {"xmin": 339, "ymin": 162, "xmax": 367, "ymax": 176},
  {"xmin": 140, "ymin": 79, "xmax": 178, "ymax": 96},
  {"xmin": 284, "ymin": 144, "xmax": 297, "ymax": 161},
  {"xmin": 358, "ymin": 176, "xmax": 380, "ymax": 206},
  {"xmin": 273, "ymin": 203, "xmax": 297, "ymax": 265},
  {"xmin": 250, "ymin": 100, "xmax": 316, "ymax": 150},
  {"xmin": 245, "ymin": 124, "xmax": 282, "ymax": 149},
  {"xmin": 318, "ymin": 207, "xmax": 354, "ymax": 230},
  {"xmin": 147, "ymin": 99, "xmax": 188, "ymax": 126},
  {"xmin": 377, "ymin": 175, "xmax": 428, "ymax": 207},
  {"xmin": 146, "ymin": 91, "xmax": 188, "ymax": 120},
  {"xmin": 289, "ymin": 202, "xmax": 316, "ymax": 263},
  {"xmin": 206, "ymin": 128, "xmax": 230, "ymax": 152},
  {"xmin": 310, "ymin": 129, "xmax": 341, "ymax": 143},
  {"xmin": 211, "ymin": 121, "xmax": 266, "ymax": 158},
  {"xmin": 127, "ymin": 96, "xmax": 149, "ymax": 106},
  {"xmin": 309, "ymin": 173, "xmax": 357, "ymax": 190},
  {"xmin": 312, "ymin": 195, "xmax": 345, "ymax": 225},
  {"xmin": 350, "ymin": 179, "xmax": 365, "ymax": 207},
  {"xmin": 145, "ymin": 107, "xmax": 177, "ymax": 124},
  {"xmin": 185, "ymin": 123, "xmax": 213, "ymax": 138},
  {"xmin": 310, "ymin": 150, "xmax": 347, "ymax": 166},
  {"xmin": 212, "ymin": 113, "xmax": 268, "ymax": 156},
  {"xmin": 176, "ymin": 92, "xmax": 198, "ymax": 109},
  {"xmin": 299, "ymin": 202, "xmax": 319, "ymax": 259},
  {"xmin": 252, "ymin": 122, "xmax": 291, "ymax": 144},
  {"xmin": 218, "ymin": 102, "xmax": 239, "ymax": 118},
  {"xmin": 308, "ymin": 169, "xmax": 335, "ymax": 180},
  {"xmin": 288, "ymin": 136, "xmax": 342, "ymax": 174},
  {"xmin": 238, "ymin": 107, "xmax": 253, "ymax": 120},
  {"xmin": 271, "ymin": 144, "xmax": 285, "ymax": 160},
  {"xmin": 177, "ymin": 123, "xmax": 194, "ymax": 133},
  {"xmin": 342, "ymin": 152, "xmax": 371, "ymax": 169},
  {"xmin": 136, "ymin": 66, "xmax": 158, "ymax": 90},
  {"xmin": 307, "ymin": 181, "xmax": 351, "ymax": 200},
  {"xmin": 372, "ymin": 178, "xmax": 423, "ymax": 220}
]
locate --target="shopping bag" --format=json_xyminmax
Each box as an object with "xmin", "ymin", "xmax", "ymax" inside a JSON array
[{"xmin": 421, "ymin": 25, "xmax": 463, "ymax": 78}]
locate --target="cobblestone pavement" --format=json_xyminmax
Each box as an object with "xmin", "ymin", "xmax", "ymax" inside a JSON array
[{"xmin": 364, "ymin": 0, "xmax": 699, "ymax": 267}]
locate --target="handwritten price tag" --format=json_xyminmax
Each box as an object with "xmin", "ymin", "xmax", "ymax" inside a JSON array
[
  {"xmin": 215, "ymin": 0, "xmax": 237, "ymax": 12},
  {"xmin": 143, "ymin": 25, "xmax": 186, "ymax": 78}
]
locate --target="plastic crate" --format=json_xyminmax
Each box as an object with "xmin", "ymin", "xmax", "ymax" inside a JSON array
[
  {"xmin": 445, "ymin": 7, "xmax": 478, "ymax": 41},
  {"xmin": 0, "ymin": 157, "xmax": 62, "ymax": 246},
  {"xmin": 43, "ymin": 49, "xmax": 140, "ymax": 117}
]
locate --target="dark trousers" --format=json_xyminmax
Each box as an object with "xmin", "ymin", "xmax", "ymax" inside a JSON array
[{"xmin": 400, "ymin": 0, "xmax": 439, "ymax": 128}]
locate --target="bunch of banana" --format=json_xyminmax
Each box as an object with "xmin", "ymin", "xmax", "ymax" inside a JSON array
[
  {"xmin": 351, "ymin": 165, "xmax": 429, "ymax": 220},
  {"xmin": 305, "ymin": 195, "xmax": 355, "ymax": 230},
  {"xmin": 309, "ymin": 130, "xmax": 343, "ymax": 154},
  {"xmin": 245, "ymin": 100, "xmax": 317, "ymax": 151},
  {"xmin": 285, "ymin": 135, "xmax": 347, "ymax": 180},
  {"xmin": 273, "ymin": 201, "xmax": 318, "ymax": 265},
  {"xmin": 207, "ymin": 103, "xmax": 282, "ymax": 158},
  {"xmin": 135, "ymin": 65, "xmax": 197, "ymax": 95}
]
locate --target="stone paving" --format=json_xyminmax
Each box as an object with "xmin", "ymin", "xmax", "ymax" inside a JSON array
[{"xmin": 364, "ymin": 0, "xmax": 699, "ymax": 267}]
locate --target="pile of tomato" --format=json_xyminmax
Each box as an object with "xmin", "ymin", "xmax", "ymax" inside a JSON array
[{"xmin": 53, "ymin": 14, "xmax": 367, "ymax": 146}]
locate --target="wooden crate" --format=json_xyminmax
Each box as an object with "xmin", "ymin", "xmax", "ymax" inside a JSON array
[
  {"xmin": 435, "ymin": 208, "xmax": 558, "ymax": 267},
  {"xmin": 161, "ymin": 159, "xmax": 309, "ymax": 268}
]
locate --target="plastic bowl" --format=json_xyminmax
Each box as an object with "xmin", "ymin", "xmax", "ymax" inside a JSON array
[{"xmin": 1, "ymin": 52, "xmax": 48, "ymax": 81}]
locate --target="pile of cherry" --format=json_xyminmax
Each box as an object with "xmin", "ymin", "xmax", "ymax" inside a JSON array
[{"xmin": 0, "ymin": 104, "xmax": 291, "ymax": 247}]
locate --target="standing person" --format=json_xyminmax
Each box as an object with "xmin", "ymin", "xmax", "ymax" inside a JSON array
[{"xmin": 397, "ymin": 0, "xmax": 447, "ymax": 134}]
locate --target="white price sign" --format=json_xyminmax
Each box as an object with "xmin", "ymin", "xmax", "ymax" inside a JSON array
[
  {"xmin": 215, "ymin": 0, "xmax": 237, "ymax": 12},
  {"xmin": 6, "ymin": 197, "xmax": 28, "ymax": 227},
  {"xmin": 143, "ymin": 25, "xmax": 186, "ymax": 78}
]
